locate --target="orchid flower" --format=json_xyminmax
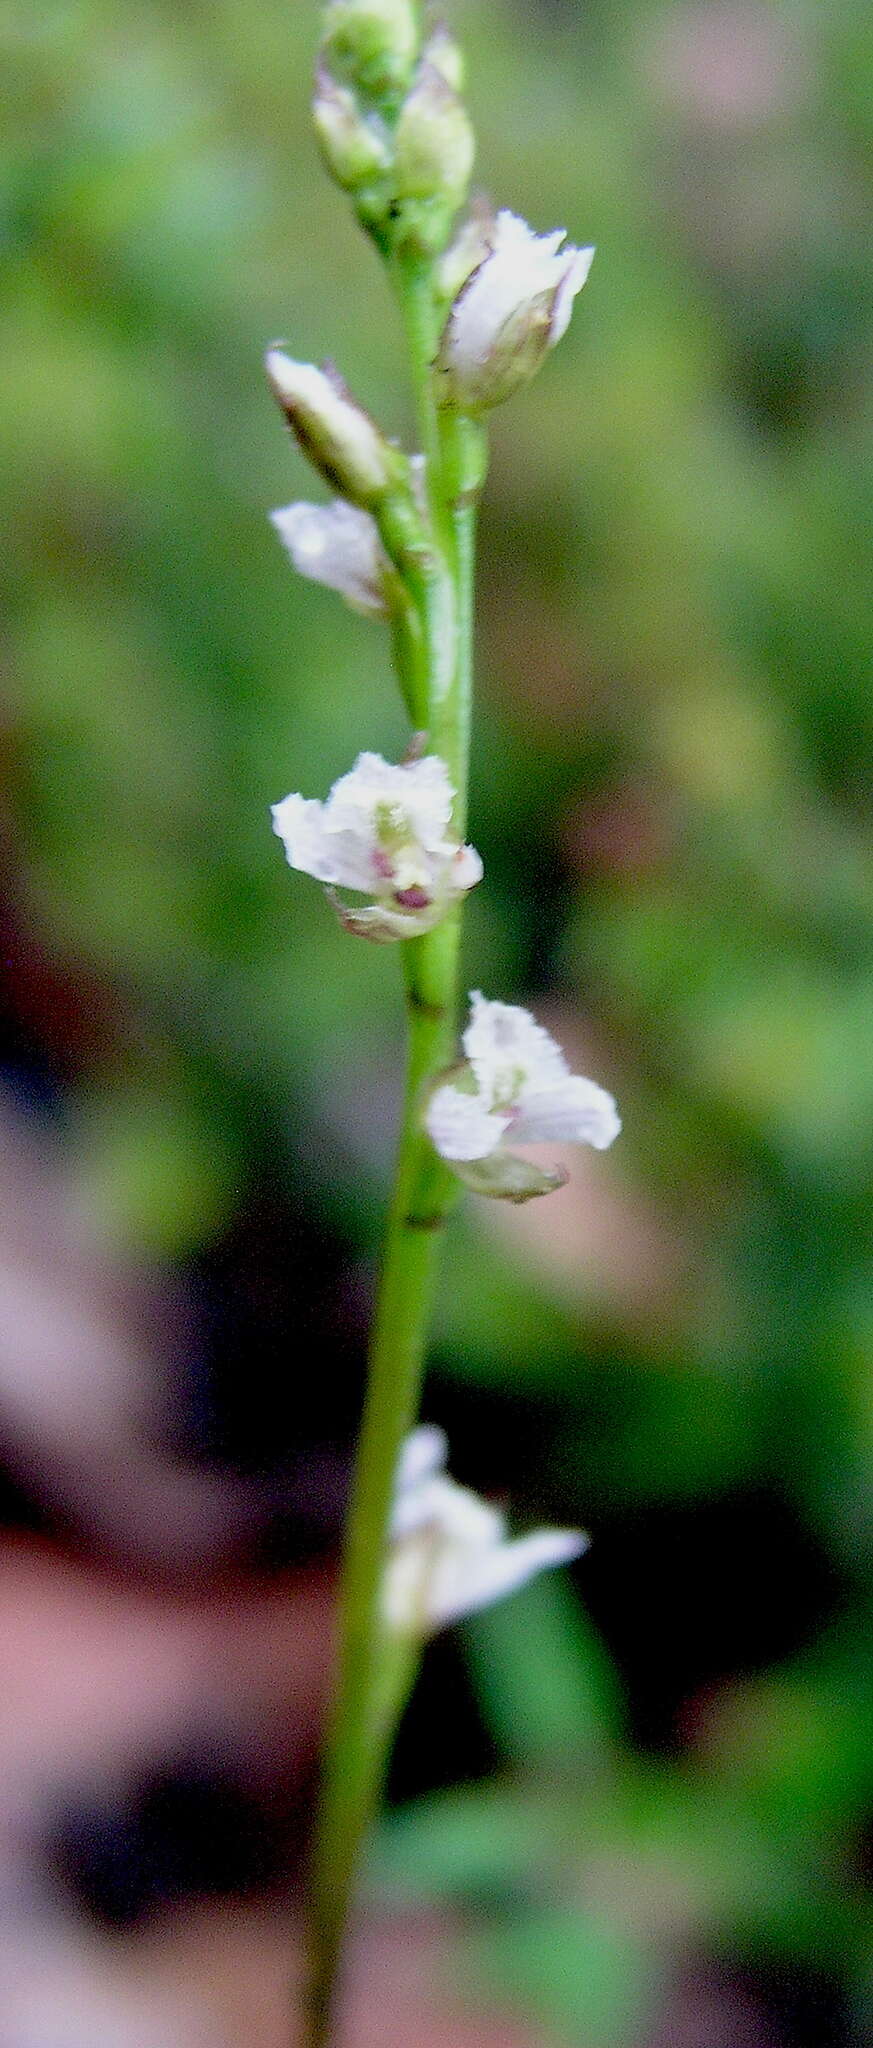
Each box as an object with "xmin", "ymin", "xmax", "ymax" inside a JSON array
[{"xmin": 265, "ymin": 348, "xmax": 405, "ymax": 507}]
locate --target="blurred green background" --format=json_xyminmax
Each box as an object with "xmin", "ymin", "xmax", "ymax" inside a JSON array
[{"xmin": 3, "ymin": 0, "xmax": 873, "ymax": 2042}]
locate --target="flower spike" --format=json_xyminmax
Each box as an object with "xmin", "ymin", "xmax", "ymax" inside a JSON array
[
  {"xmin": 425, "ymin": 991, "xmax": 620, "ymax": 1197},
  {"xmin": 271, "ymin": 751, "xmax": 483, "ymax": 941},
  {"xmin": 384, "ymin": 1426, "xmax": 588, "ymax": 1635}
]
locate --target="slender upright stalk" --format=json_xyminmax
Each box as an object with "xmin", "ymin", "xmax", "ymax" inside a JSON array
[
  {"xmin": 290, "ymin": 15, "xmax": 600, "ymax": 2036},
  {"xmin": 303, "ymin": 254, "xmax": 483, "ymax": 2048},
  {"xmin": 305, "ymin": 986, "xmax": 452, "ymax": 2046}
]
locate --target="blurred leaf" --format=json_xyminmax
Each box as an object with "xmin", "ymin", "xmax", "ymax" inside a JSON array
[
  {"xmin": 461, "ymin": 1904, "xmax": 658, "ymax": 2048},
  {"xmin": 465, "ymin": 1570, "xmax": 623, "ymax": 1763}
]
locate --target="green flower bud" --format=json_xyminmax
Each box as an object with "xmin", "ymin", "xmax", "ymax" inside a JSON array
[
  {"xmin": 265, "ymin": 350, "xmax": 405, "ymax": 508},
  {"xmin": 423, "ymin": 22, "xmax": 464, "ymax": 92},
  {"xmin": 321, "ymin": 0, "xmax": 419, "ymax": 102},
  {"xmin": 393, "ymin": 63, "xmax": 474, "ymax": 253},
  {"xmin": 312, "ymin": 66, "xmax": 393, "ymax": 190}
]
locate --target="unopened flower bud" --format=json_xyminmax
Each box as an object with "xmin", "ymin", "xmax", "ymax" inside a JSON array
[
  {"xmin": 437, "ymin": 209, "xmax": 595, "ymax": 412},
  {"xmin": 312, "ymin": 66, "xmax": 393, "ymax": 191},
  {"xmin": 265, "ymin": 350, "xmax": 404, "ymax": 508},
  {"xmin": 321, "ymin": 0, "xmax": 418, "ymax": 102},
  {"xmin": 423, "ymin": 22, "xmax": 464, "ymax": 92},
  {"xmin": 395, "ymin": 63, "xmax": 474, "ymax": 209},
  {"xmin": 270, "ymin": 499, "xmax": 390, "ymax": 615}
]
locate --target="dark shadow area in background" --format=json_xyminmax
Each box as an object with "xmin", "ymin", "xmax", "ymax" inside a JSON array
[{"xmin": 0, "ymin": 974, "xmax": 861, "ymax": 2048}]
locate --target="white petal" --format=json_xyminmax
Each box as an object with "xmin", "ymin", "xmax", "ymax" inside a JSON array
[
  {"xmin": 425, "ymin": 1080, "xmax": 509, "ymax": 1162},
  {"xmin": 463, "ymin": 991, "xmax": 569, "ymax": 1107},
  {"xmin": 322, "ymin": 834, "xmax": 387, "ymax": 891},
  {"xmin": 322, "ymin": 750, "xmax": 397, "ymax": 826},
  {"xmin": 495, "ymin": 209, "xmax": 567, "ymax": 257},
  {"xmin": 451, "ymin": 843, "xmax": 484, "ymax": 892},
  {"xmin": 270, "ymin": 500, "xmax": 388, "ymax": 614},
  {"xmin": 270, "ymin": 792, "xmax": 377, "ymax": 891},
  {"xmin": 550, "ymin": 244, "xmax": 595, "ymax": 344},
  {"xmin": 393, "ymin": 1426, "xmax": 448, "ymax": 1520},
  {"xmin": 271, "ymin": 793, "xmax": 332, "ymax": 879},
  {"xmin": 512, "ymin": 1074, "xmax": 621, "ymax": 1150},
  {"xmin": 391, "ymin": 1488, "xmax": 438, "ymax": 1543},
  {"xmin": 392, "ymin": 1471, "xmax": 506, "ymax": 1548},
  {"xmin": 428, "ymin": 1527, "xmax": 588, "ymax": 1630},
  {"xmin": 393, "ymin": 754, "xmax": 457, "ymax": 851},
  {"xmin": 325, "ymin": 751, "xmax": 454, "ymax": 855},
  {"xmin": 428, "ymin": 1475, "xmax": 506, "ymax": 1545}
]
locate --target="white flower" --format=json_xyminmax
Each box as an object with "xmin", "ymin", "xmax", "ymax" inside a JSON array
[
  {"xmin": 265, "ymin": 349, "xmax": 404, "ymax": 508},
  {"xmin": 437, "ymin": 209, "xmax": 595, "ymax": 411},
  {"xmin": 270, "ymin": 499, "xmax": 389, "ymax": 615},
  {"xmin": 384, "ymin": 1425, "xmax": 587, "ymax": 1634},
  {"xmin": 425, "ymin": 992, "xmax": 620, "ymax": 1197},
  {"xmin": 271, "ymin": 751, "xmax": 483, "ymax": 941}
]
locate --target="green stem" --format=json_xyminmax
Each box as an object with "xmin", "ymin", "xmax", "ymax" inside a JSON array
[
  {"xmin": 393, "ymin": 250, "xmax": 443, "ymax": 480},
  {"xmin": 437, "ymin": 410, "xmax": 484, "ymax": 833},
  {"xmin": 303, "ymin": 253, "xmax": 485, "ymax": 2048},
  {"xmin": 391, "ymin": 258, "xmax": 485, "ymax": 816},
  {"xmin": 305, "ymin": 945, "xmax": 456, "ymax": 2047}
]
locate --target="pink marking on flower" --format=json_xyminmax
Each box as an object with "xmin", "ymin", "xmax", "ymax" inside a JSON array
[
  {"xmin": 394, "ymin": 886, "xmax": 431, "ymax": 911},
  {"xmin": 373, "ymin": 848, "xmax": 395, "ymax": 881}
]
